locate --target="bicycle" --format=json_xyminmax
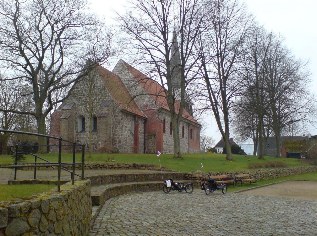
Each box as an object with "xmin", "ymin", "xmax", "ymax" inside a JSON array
[{"xmin": 163, "ymin": 179, "xmax": 193, "ymax": 194}]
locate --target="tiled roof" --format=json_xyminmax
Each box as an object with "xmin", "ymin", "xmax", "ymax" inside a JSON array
[
  {"xmin": 118, "ymin": 60, "xmax": 200, "ymax": 125},
  {"xmin": 96, "ymin": 65, "xmax": 146, "ymax": 118},
  {"xmin": 215, "ymin": 138, "xmax": 237, "ymax": 148}
]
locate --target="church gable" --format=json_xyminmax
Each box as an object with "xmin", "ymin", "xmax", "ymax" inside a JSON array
[{"xmin": 50, "ymin": 65, "xmax": 146, "ymax": 153}]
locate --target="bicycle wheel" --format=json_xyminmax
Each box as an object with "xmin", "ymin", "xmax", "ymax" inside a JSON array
[
  {"xmin": 185, "ymin": 183, "xmax": 193, "ymax": 193},
  {"xmin": 204, "ymin": 183, "xmax": 210, "ymax": 195},
  {"xmin": 221, "ymin": 185, "xmax": 227, "ymax": 194},
  {"xmin": 163, "ymin": 185, "xmax": 171, "ymax": 193}
]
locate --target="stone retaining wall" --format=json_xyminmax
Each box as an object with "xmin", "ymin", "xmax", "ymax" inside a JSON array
[
  {"xmin": 0, "ymin": 180, "xmax": 91, "ymax": 236},
  {"xmin": 248, "ymin": 166, "xmax": 317, "ymax": 180},
  {"xmin": 190, "ymin": 166, "xmax": 317, "ymax": 181},
  {"xmin": 0, "ymin": 163, "xmax": 168, "ymax": 172},
  {"xmin": 88, "ymin": 166, "xmax": 317, "ymax": 186},
  {"xmin": 89, "ymin": 172, "xmax": 187, "ymax": 186}
]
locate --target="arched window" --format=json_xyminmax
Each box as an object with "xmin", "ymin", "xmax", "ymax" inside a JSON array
[
  {"xmin": 170, "ymin": 122, "xmax": 173, "ymax": 135},
  {"xmin": 77, "ymin": 116, "xmax": 85, "ymax": 132},
  {"xmin": 182, "ymin": 125, "xmax": 185, "ymax": 138},
  {"xmin": 92, "ymin": 116, "xmax": 97, "ymax": 132},
  {"xmin": 163, "ymin": 119, "xmax": 166, "ymax": 133}
]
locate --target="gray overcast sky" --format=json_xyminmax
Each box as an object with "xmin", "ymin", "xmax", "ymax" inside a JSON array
[{"xmin": 89, "ymin": 0, "xmax": 317, "ymax": 141}]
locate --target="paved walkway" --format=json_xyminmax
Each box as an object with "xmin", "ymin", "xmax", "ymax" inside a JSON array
[
  {"xmin": 90, "ymin": 188, "xmax": 317, "ymax": 236},
  {"xmin": 0, "ymin": 168, "xmax": 162, "ymax": 184}
]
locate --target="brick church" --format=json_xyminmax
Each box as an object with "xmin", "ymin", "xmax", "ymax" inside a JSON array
[{"xmin": 50, "ymin": 38, "xmax": 201, "ymax": 154}]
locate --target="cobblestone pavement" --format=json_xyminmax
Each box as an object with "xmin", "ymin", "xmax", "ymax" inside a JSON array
[{"xmin": 90, "ymin": 190, "xmax": 317, "ymax": 236}]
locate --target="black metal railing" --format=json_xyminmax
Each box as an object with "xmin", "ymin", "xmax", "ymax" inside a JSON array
[{"xmin": 0, "ymin": 129, "xmax": 85, "ymax": 192}]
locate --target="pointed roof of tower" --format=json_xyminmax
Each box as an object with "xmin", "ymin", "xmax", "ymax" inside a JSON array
[{"xmin": 170, "ymin": 30, "xmax": 182, "ymax": 89}]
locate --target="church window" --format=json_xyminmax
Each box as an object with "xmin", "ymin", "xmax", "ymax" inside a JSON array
[
  {"xmin": 182, "ymin": 125, "xmax": 184, "ymax": 138},
  {"xmin": 170, "ymin": 122, "xmax": 173, "ymax": 135},
  {"xmin": 190, "ymin": 128, "xmax": 193, "ymax": 139},
  {"xmin": 77, "ymin": 116, "xmax": 85, "ymax": 132},
  {"xmin": 92, "ymin": 116, "xmax": 97, "ymax": 132},
  {"xmin": 163, "ymin": 119, "xmax": 166, "ymax": 133}
]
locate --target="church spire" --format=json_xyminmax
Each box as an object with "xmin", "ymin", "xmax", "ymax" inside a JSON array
[
  {"xmin": 170, "ymin": 30, "xmax": 182, "ymax": 90},
  {"xmin": 170, "ymin": 30, "xmax": 193, "ymax": 115}
]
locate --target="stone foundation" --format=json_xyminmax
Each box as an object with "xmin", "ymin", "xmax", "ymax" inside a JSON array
[
  {"xmin": 0, "ymin": 180, "xmax": 91, "ymax": 236},
  {"xmin": 190, "ymin": 166, "xmax": 317, "ymax": 181},
  {"xmin": 89, "ymin": 172, "xmax": 186, "ymax": 186},
  {"xmin": 248, "ymin": 166, "xmax": 317, "ymax": 180}
]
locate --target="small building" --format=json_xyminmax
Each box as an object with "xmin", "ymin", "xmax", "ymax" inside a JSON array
[
  {"xmin": 214, "ymin": 138, "xmax": 238, "ymax": 154},
  {"xmin": 264, "ymin": 136, "xmax": 308, "ymax": 157}
]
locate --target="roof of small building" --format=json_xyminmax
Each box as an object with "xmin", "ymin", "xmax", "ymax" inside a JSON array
[{"xmin": 214, "ymin": 138, "xmax": 238, "ymax": 148}]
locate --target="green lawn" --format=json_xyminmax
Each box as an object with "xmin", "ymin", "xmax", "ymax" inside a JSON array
[
  {"xmin": 228, "ymin": 172, "xmax": 317, "ymax": 192},
  {"xmin": 0, "ymin": 152, "xmax": 310, "ymax": 173},
  {"xmin": 0, "ymin": 184, "xmax": 56, "ymax": 202}
]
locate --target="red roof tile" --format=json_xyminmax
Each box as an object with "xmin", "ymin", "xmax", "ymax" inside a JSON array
[
  {"xmin": 119, "ymin": 60, "xmax": 200, "ymax": 125},
  {"xmin": 96, "ymin": 66, "xmax": 146, "ymax": 118}
]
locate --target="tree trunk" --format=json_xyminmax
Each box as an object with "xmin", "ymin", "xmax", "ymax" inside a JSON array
[
  {"xmin": 172, "ymin": 114, "xmax": 181, "ymax": 158},
  {"xmin": 87, "ymin": 116, "xmax": 92, "ymax": 158},
  {"xmin": 36, "ymin": 114, "xmax": 47, "ymax": 153},
  {"xmin": 275, "ymin": 134, "xmax": 281, "ymax": 157},
  {"xmin": 257, "ymin": 118, "xmax": 265, "ymax": 159},
  {"xmin": 223, "ymin": 106, "xmax": 232, "ymax": 160},
  {"xmin": 224, "ymin": 136, "xmax": 233, "ymax": 161},
  {"xmin": 0, "ymin": 134, "xmax": 9, "ymax": 155}
]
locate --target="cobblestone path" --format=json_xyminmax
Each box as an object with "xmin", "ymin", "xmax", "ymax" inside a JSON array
[{"xmin": 90, "ymin": 191, "xmax": 317, "ymax": 236}]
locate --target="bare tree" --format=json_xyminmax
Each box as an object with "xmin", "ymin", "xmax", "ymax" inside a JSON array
[
  {"xmin": 0, "ymin": 78, "xmax": 36, "ymax": 153},
  {"xmin": 233, "ymin": 26, "xmax": 274, "ymax": 158},
  {"xmin": 0, "ymin": 0, "xmax": 111, "ymax": 148},
  {"xmin": 234, "ymin": 27, "xmax": 312, "ymax": 158},
  {"xmin": 119, "ymin": 0, "xmax": 204, "ymax": 157},
  {"xmin": 200, "ymin": 135, "xmax": 215, "ymax": 152},
  {"xmin": 198, "ymin": 0, "xmax": 252, "ymax": 160},
  {"xmin": 262, "ymin": 37, "xmax": 311, "ymax": 157}
]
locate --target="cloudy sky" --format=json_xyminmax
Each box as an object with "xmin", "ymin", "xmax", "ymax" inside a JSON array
[{"xmin": 89, "ymin": 0, "xmax": 317, "ymax": 142}]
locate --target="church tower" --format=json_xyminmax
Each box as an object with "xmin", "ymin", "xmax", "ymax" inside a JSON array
[
  {"xmin": 171, "ymin": 30, "xmax": 182, "ymax": 91},
  {"xmin": 170, "ymin": 31, "xmax": 193, "ymax": 115}
]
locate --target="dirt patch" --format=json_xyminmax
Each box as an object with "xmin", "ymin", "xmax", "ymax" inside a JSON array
[{"xmin": 240, "ymin": 181, "xmax": 317, "ymax": 201}]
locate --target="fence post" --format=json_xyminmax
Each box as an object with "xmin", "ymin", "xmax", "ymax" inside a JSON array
[
  {"xmin": 14, "ymin": 145, "xmax": 18, "ymax": 180},
  {"xmin": 72, "ymin": 143, "xmax": 76, "ymax": 185},
  {"xmin": 34, "ymin": 154, "xmax": 37, "ymax": 180},
  {"xmin": 57, "ymin": 138, "xmax": 62, "ymax": 192},
  {"xmin": 81, "ymin": 145, "xmax": 85, "ymax": 180}
]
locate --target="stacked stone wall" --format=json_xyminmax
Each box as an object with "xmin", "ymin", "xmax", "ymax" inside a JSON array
[
  {"xmin": 89, "ymin": 172, "xmax": 187, "ymax": 186},
  {"xmin": 247, "ymin": 166, "xmax": 317, "ymax": 180},
  {"xmin": 0, "ymin": 180, "xmax": 91, "ymax": 236},
  {"xmin": 189, "ymin": 166, "xmax": 317, "ymax": 181}
]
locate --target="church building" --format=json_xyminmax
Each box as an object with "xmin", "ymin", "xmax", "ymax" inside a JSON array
[{"xmin": 50, "ymin": 36, "xmax": 201, "ymax": 153}]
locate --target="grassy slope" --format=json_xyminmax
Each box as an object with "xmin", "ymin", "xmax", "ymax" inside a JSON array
[
  {"xmin": 230, "ymin": 172, "xmax": 317, "ymax": 192},
  {"xmin": 0, "ymin": 152, "xmax": 309, "ymax": 173},
  {"xmin": 0, "ymin": 184, "xmax": 56, "ymax": 202}
]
